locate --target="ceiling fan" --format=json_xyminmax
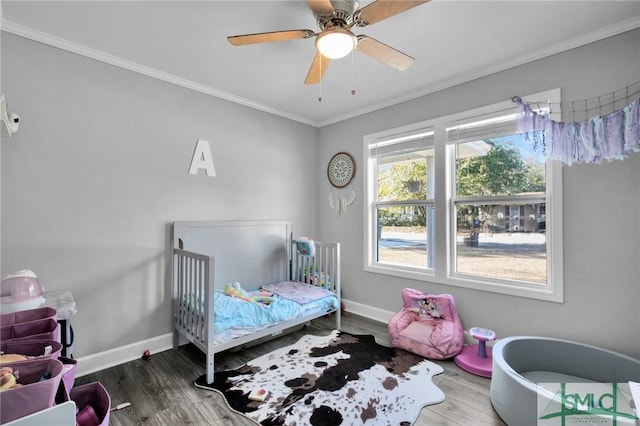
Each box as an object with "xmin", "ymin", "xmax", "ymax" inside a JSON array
[{"xmin": 227, "ymin": 0, "xmax": 430, "ymax": 85}]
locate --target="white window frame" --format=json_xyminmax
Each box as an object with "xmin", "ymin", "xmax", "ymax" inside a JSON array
[
  {"xmin": 364, "ymin": 89, "xmax": 563, "ymax": 302},
  {"xmin": 365, "ymin": 123, "xmax": 438, "ymax": 281}
]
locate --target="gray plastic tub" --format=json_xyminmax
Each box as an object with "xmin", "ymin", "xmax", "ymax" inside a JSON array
[{"xmin": 489, "ymin": 336, "xmax": 640, "ymax": 426}]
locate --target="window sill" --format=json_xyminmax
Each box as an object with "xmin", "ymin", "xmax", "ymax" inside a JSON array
[{"xmin": 364, "ymin": 264, "xmax": 563, "ymax": 303}]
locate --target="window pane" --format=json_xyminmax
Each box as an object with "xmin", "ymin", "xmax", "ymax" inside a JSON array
[
  {"xmin": 455, "ymin": 203, "xmax": 546, "ymax": 284},
  {"xmin": 377, "ymin": 149, "xmax": 434, "ymax": 202},
  {"xmin": 377, "ymin": 205, "xmax": 433, "ymax": 269},
  {"xmin": 456, "ymin": 132, "xmax": 545, "ymax": 198}
]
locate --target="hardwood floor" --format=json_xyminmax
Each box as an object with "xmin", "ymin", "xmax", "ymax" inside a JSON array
[{"xmin": 76, "ymin": 313, "xmax": 507, "ymax": 425}]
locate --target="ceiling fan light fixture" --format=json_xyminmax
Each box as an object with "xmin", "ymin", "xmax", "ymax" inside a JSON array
[{"xmin": 316, "ymin": 28, "xmax": 356, "ymax": 59}]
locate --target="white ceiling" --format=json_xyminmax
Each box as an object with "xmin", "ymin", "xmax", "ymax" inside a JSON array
[{"xmin": 2, "ymin": 1, "xmax": 639, "ymax": 127}]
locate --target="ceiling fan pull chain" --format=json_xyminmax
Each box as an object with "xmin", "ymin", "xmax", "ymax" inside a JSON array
[
  {"xmin": 318, "ymin": 54, "xmax": 323, "ymax": 102},
  {"xmin": 351, "ymin": 49, "xmax": 356, "ymax": 96}
]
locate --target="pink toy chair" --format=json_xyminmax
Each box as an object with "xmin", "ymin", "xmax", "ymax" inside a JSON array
[
  {"xmin": 454, "ymin": 326, "xmax": 497, "ymax": 377},
  {"xmin": 388, "ymin": 288, "xmax": 464, "ymax": 360}
]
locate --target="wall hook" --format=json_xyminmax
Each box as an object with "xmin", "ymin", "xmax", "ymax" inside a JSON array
[{"xmin": 1, "ymin": 95, "xmax": 20, "ymax": 137}]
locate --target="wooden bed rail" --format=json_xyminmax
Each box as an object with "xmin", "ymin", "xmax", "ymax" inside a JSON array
[
  {"xmin": 172, "ymin": 248, "xmax": 215, "ymax": 383},
  {"xmin": 292, "ymin": 241, "xmax": 341, "ymax": 330}
]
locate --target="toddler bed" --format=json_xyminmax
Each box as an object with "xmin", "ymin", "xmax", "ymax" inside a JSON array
[{"xmin": 171, "ymin": 220, "xmax": 341, "ymax": 385}]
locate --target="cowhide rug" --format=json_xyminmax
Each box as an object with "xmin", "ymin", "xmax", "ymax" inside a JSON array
[{"xmin": 196, "ymin": 330, "xmax": 445, "ymax": 425}]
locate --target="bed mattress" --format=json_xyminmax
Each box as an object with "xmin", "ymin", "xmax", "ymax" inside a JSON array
[{"xmin": 211, "ymin": 281, "xmax": 338, "ymax": 346}]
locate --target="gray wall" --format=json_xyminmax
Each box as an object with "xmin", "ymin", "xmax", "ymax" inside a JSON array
[
  {"xmin": 1, "ymin": 33, "xmax": 319, "ymax": 355},
  {"xmin": 318, "ymin": 29, "xmax": 640, "ymax": 358},
  {"xmin": 2, "ymin": 27, "xmax": 639, "ymax": 361}
]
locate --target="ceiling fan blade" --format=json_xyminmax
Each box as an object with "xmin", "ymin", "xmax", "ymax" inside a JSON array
[
  {"xmin": 356, "ymin": 36, "xmax": 414, "ymax": 71},
  {"xmin": 306, "ymin": 0, "xmax": 334, "ymax": 16},
  {"xmin": 227, "ymin": 29, "xmax": 315, "ymax": 46},
  {"xmin": 305, "ymin": 51, "xmax": 331, "ymax": 85},
  {"xmin": 357, "ymin": 0, "xmax": 430, "ymax": 26}
]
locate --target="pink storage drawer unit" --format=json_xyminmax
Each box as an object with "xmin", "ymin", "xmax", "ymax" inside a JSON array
[
  {"xmin": 1, "ymin": 306, "xmax": 59, "ymax": 342},
  {"xmin": 0, "ymin": 339, "xmax": 63, "ymax": 360},
  {"xmin": 0, "ymin": 318, "xmax": 59, "ymax": 343},
  {"xmin": 71, "ymin": 382, "xmax": 112, "ymax": 426},
  {"xmin": 0, "ymin": 358, "xmax": 64, "ymax": 424},
  {"xmin": 1, "ymin": 307, "xmax": 57, "ymax": 324}
]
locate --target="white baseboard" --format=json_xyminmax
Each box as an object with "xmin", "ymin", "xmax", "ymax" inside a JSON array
[
  {"xmin": 76, "ymin": 301, "xmax": 395, "ymax": 377},
  {"xmin": 75, "ymin": 333, "xmax": 174, "ymax": 377},
  {"xmin": 342, "ymin": 298, "xmax": 395, "ymax": 324}
]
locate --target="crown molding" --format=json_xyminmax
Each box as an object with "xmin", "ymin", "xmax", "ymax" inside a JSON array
[
  {"xmin": 0, "ymin": 18, "xmax": 317, "ymax": 127},
  {"xmin": 2, "ymin": 14, "xmax": 639, "ymax": 129},
  {"xmin": 316, "ymin": 15, "xmax": 640, "ymax": 127}
]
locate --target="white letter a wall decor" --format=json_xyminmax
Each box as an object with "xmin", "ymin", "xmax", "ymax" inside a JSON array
[{"xmin": 189, "ymin": 139, "xmax": 216, "ymax": 177}]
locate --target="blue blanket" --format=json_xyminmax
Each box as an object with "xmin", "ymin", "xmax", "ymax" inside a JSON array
[{"xmin": 213, "ymin": 291, "xmax": 337, "ymax": 334}]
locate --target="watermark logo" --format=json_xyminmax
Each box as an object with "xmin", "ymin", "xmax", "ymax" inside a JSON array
[{"xmin": 538, "ymin": 383, "xmax": 639, "ymax": 425}]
